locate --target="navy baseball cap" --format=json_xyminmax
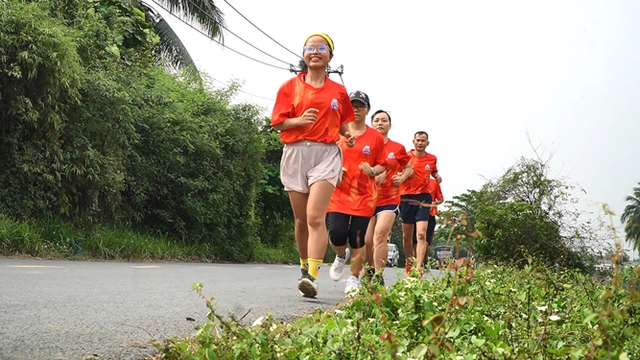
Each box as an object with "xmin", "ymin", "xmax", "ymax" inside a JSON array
[{"xmin": 349, "ymin": 91, "xmax": 370, "ymax": 108}]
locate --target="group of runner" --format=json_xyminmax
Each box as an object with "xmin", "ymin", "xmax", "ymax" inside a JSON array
[{"xmin": 270, "ymin": 32, "xmax": 443, "ymax": 298}]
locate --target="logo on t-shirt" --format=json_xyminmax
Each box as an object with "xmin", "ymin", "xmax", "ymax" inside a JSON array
[
  {"xmin": 388, "ymin": 152, "xmax": 395, "ymax": 159},
  {"xmin": 425, "ymin": 164, "xmax": 431, "ymax": 171},
  {"xmin": 330, "ymin": 99, "xmax": 339, "ymax": 110},
  {"xmin": 362, "ymin": 145, "xmax": 371, "ymax": 155}
]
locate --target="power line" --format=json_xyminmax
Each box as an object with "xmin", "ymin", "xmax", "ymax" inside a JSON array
[
  {"xmin": 181, "ymin": 0, "xmax": 291, "ymax": 66},
  {"xmin": 223, "ymin": 0, "xmax": 302, "ymax": 59},
  {"xmin": 146, "ymin": 0, "xmax": 290, "ymax": 71},
  {"xmin": 146, "ymin": 0, "xmax": 346, "ymax": 87}
]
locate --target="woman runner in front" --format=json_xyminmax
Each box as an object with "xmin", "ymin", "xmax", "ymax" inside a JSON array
[{"xmin": 270, "ymin": 33, "xmax": 355, "ymax": 298}]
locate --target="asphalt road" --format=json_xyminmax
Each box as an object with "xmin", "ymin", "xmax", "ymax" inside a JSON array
[{"xmin": 0, "ymin": 258, "xmax": 413, "ymax": 360}]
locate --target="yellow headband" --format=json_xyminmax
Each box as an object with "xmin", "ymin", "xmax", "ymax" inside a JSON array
[{"xmin": 304, "ymin": 33, "xmax": 334, "ymax": 53}]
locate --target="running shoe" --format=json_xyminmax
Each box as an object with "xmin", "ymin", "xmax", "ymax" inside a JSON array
[
  {"xmin": 298, "ymin": 272, "xmax": 318, "ymax": 298},
  {"xmin": 329, "ymin": 247, "xmax": 350, "ymax": 281},
  {"xmin": 344, "ymin": 275, "xmax": 360, "ymax": 295}
]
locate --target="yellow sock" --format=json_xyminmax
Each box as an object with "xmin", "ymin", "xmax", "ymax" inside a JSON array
[
  {"xmin": 300, "ymin": 259, "xmax": 309, "ymax": 271},
  {"xmin": 307, "ymin": 258, "xmax": 323, "ymax": 280}
]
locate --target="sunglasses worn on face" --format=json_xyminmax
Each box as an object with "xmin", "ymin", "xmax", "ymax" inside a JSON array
[{"xmin": 303, "ymin": 44, "xmax": 329, "ymax": 53}]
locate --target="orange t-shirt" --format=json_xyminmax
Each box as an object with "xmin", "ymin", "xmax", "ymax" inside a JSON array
[
  {"xmin": 400, "ymin": 150, "xmax": 438, "ymax": 196},
  {"xmin": 429, "ymin": 178, "xmax": 443, "ymax": 216},
  {"xmin": 328, "ymin": 126, "xmax": 387, "ymax": 217},
  {"xmin": 270, "ymin": 72, "xmax": 355, "ymax": 144},
  {"xmin": 376, "ymin": 139, "xmax": 411, "ymax": 207}
]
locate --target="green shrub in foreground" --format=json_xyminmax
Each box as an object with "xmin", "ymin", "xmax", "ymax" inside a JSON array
[{"xmin": 158, "ymin": 262, "xmax": 640, "ymax": 359}]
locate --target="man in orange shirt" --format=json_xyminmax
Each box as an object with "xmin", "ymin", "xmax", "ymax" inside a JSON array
[
  {"xmin": 271, "ymin": 33, "xmax": 356, "ymax": 298},
  {"xmin": 400, "ymin": 131, "xmax": 442, "ymax": 276},
  {"xmin": 327, "ymin": 91, "xmax": 387, "ymax": 295}
]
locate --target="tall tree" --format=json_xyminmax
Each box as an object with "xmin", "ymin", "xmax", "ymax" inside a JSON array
[
  {"xmin": 463, "ymin": 157, "xmax": 599, "ymax": 270},
  {"xmin": 621, "ymin": 182, "xmax": 640, "ymax": 252}
]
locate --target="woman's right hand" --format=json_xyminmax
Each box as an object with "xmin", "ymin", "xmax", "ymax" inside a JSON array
[{"xmin": 296, "ymin": 108, "xmax": 319, "ymax": 126}]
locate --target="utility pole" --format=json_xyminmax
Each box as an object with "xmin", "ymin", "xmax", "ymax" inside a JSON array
[{"xmin": 289, "ymin": 61, "xmax": 346, "ymax": 86}]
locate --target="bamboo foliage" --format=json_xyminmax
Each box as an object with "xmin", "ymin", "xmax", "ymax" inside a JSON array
[{"xmin": 0, "ymin": 0, "xmax": 280, "ymax": 261}]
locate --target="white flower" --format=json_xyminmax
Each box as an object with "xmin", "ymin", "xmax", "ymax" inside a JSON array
[
  {"xmin": 537, "ymin": 305, "xmax": 548, "ymax": 311},
  {"xmin": 549, "ymin": 315, "xmax": 561, "ymax": 321},
  {"xmin": 251, "ymin": 316, "xmax": 265, "ymax": 327}
]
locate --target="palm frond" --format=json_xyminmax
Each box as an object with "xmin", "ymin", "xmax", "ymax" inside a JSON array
[
  {"xmin": 149, "ymin": 0, "xmax": 225, "ymax": 42},
  {"xmin": 620, "ymin": 188, "xmax": 640, "ymax": 224},
  {"xmin": 152, "ymin": 16, "xmax": 196, "ymax": 70}
]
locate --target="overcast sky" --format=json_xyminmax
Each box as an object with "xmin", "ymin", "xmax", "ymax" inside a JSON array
[{"xmin": 160, "ymin": 0, "xmax": 640, "ymax": 257}]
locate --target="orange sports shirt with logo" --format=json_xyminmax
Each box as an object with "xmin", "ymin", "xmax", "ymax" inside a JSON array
[
  {"xmin": 270, "ymin": 72, "xmax": 355, "ymax": 144},
  {"xmin": 400, "ymin": 150, "xmax": 438, "ymax": 196},
  {"xmin": 376, "ymin": 139, "xmax": 411, "ymax": 207},
  {"xmin": 328, "ymin": 126, "xmax": 387, "ymax": 217},
  {"xmin": 429, "ymin": 178, "xmax": 443, "ymax": 216}
]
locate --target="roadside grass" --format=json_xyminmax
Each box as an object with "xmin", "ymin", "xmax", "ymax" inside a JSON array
[
  {"xmin": 0, "ymin": 214, "xmax": 45, "ymax": 256},
  {"xmin": 0, "ymin": 213, "xmax": 340, "ymax": 265},
  {"xmin": 0, "ymin": 214, "xmax": 214, "ymax": 262},
  {"xmin": 252, "ymin": 241, "xmax": 299, "ymax": 264},
  {"xmin": 157, "ymin": 259, "xmax": 640, "ymax": 359}
]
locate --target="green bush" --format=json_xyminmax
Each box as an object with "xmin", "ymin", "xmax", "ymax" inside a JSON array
[
  {"xmin": 120, "ymin": 73, "xmax": 264, "ymax": 261},
  {"xmin": 254, "ymin": 118, "xmax": 294, "ymax": 248},
  {"xmin": 476, "ymin": 202, "xmax": 564, "ymax": 266}
]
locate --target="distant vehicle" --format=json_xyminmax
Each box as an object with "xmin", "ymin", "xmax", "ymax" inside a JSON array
[
  {"xmin": 432, "ymin": 246, "xmax": 471, "ymax": 269},
  {"xmin": 594, "ymin": 261, "xmax": 614, "ymax": 271},
  {"xmin": 433, "ymin": 246, "xmax": 454, "ymax": 269},
  {"xmin": 387, "ymin": 243, "xmax": 399, "ymax": 267}
]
